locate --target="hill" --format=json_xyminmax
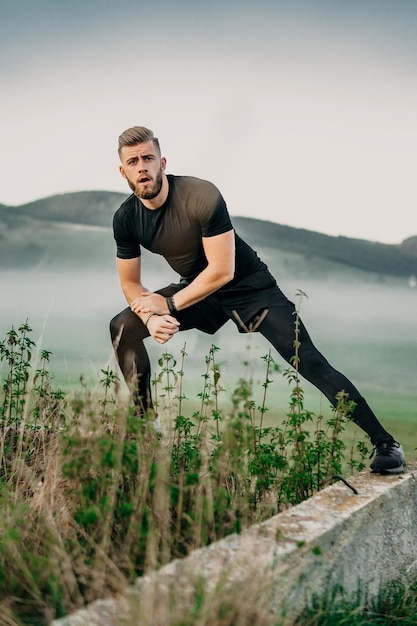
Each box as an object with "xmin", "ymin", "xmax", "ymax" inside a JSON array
[
  {"xmin": 0, "ymin": 192, "xmax": 124, "ymax": 270},
  {"xmin": 1, "ymin": 191, "xmax": 125, "ymax": 227},
  {"xmin": 1, "ymin": 191, "xmax": 416, "ymax": 278},
  {"xmin": 232, "ymin": 217, "xmax": 417, "ymax": 278}
]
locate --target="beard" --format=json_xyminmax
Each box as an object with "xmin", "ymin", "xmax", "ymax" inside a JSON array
[{"xmin": 127, "ymin": 167, "xmax": 164, "ymax": 200}]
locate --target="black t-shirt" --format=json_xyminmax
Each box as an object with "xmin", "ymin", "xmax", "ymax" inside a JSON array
[{"xmin": 113, "ymin": 174, "xmax": 269, "ymax": 288}]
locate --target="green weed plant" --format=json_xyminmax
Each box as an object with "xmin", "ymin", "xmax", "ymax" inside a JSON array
[{"xmin": 0, "ymin": 312, "xmax": 380, "ymax": 625}]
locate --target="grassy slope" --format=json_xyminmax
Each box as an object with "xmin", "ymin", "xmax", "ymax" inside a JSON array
[{"xmin": 1, "ymin": 190, "xmax": 417, "ymax": 276}]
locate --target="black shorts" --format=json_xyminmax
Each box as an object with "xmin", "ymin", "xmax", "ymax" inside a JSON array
[{"xmin": 156, "ymin": 271, "xmax": 292, "ymax": 335}]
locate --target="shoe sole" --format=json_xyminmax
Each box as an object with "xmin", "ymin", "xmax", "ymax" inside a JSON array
[{"xmin": 370, "ymin": 463, "xmax": 406, "ymax": 475}]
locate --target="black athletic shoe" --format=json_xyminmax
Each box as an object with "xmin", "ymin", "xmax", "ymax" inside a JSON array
[{"xmin": 370, "ymin": 440, "xmax": 406, "ymax": 474}]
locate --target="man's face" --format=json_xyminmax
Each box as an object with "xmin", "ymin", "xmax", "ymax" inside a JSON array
[{"xmin": 119, "ymin": 141, "xmax": 166, "ymax": 200}]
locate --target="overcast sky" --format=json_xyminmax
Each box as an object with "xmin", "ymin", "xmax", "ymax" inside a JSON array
[{"xmin": 1, "ymin": 0, "xmax": 416, "ymax": 243}]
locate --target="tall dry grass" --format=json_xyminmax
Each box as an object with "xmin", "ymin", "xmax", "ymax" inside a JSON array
[{"xmin": 0, "ymin": 322, "xmax": 371, "ymax": 625}]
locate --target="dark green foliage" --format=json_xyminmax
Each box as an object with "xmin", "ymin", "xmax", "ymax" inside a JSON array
[
  {"xmin": 0, "ymin": 320, "xmax": 387, "ymax": 625},
  {"xmin": 0, "ymin": 322, "xmax": 35, "ymax": 425},
  {"xmin": 297, "ymin": 577, "xmax": 417, "ymax": 625}
]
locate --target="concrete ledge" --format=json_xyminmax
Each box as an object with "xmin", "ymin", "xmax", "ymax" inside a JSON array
[{"xmin": 54, "ymin": 464, "xmax": 417, "ymax": 625}]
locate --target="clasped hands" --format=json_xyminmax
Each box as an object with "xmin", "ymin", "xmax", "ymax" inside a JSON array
[
  {"xmin": 130, "ymin": 291, "xmax": 169, "ymax": 316},
  {"xmin": 131, "ymin": 291, "xmax": 179, "ymax": 344}
]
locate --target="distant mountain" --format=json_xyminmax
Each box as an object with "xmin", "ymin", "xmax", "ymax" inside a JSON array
[
  {"xmin": 232, "ymin": 217, "xmax": 417, "ymax": 278},
  {"xmin": 0, "ymin": 192, "xmax": 123, "ymax": 270},
  {"xmin": 1, "ymin": 191, "xmax": 124, "ymax": 227},
  {"xmin": 1, "ymin": 191, "xmax": 416, "ymax": 278}
]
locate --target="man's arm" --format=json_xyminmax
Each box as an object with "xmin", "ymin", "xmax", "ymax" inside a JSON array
[
  {"xmin": 116, "ymin": 256, "xmax": 179, "ymax": 343},
  {"xmin": 131, "ymin": 229, "xmax": 235, "ymax": 315},
  {"xmin": 116, "ymin": 256, "xmax": 146, "ymax": 307},
  {"xmin": 174, "ymin": 229, "xmax": 235, "ymax": 309}
]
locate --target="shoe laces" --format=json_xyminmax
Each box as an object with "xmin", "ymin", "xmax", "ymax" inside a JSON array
[{"xmin": 369, "ymin": 439, "xmax": 398, "ymax": 459}]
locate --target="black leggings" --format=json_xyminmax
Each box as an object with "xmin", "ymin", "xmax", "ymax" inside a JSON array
[
  {"xmin": 258, "ymin": 307, "xmax": 392, "ymax": 444},
  {"xmin": 110, "ymin": 302, "xmax": 392, "ymax": 445}
]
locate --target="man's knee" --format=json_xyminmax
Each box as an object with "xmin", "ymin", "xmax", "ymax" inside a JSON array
[
  {"xmin": 110, "ymin": 309, "xmax": 134, "ymax": 344},
  {"xmin": 110, "ymin": 312, "xmax": 124, "ymax": 342},
  {"xmin": 110, "ymin": 308, "xmax": 148, "ymax": 345}
]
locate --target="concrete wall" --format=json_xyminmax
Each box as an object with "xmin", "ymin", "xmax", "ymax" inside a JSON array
[{"xmin": 53, "ymin": 464, "xmax": 417, "ymax": 626}]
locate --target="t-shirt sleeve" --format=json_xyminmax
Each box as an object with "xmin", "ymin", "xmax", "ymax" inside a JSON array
[
  {"xmin": 113, "ymin": 208, "xmax": 141, "ymax": 259},
  {"xmin": 199, "ymin": 184, "xmax": 233, "ymax": 237}
]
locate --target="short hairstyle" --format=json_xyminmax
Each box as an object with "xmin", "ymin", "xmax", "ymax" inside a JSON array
[{"xmin": 118, "ymin": 126, "xmax": 161, "ymax": 157}]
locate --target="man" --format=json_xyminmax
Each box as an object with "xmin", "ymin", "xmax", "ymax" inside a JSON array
[{"xmin": 110, "ymin": 125, "xmax": 405, "ymax": 474}]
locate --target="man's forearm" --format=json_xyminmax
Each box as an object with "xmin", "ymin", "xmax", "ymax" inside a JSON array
[
  {"xmin": 122, "ymin": 283, "xmax": 148, "ymax": 304},
  {"xmin": 172, "ymin": 266, "xmax": 233, "ymax": 310},
  {"xmin": 122, "ymin": 282, "xmax": 152, "ymax": 322}
]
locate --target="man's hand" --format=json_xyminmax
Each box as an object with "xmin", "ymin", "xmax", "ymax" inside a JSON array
[
  {"xmin": 146, "ymin": 314, "xmax": 180, "ymax": 344},
  {"xmin": 130, "ymin": 292, "xmax": 169, "ymax": 315}
]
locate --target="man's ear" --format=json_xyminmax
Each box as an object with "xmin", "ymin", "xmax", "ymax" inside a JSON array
[
  {"xmin": 119, "ymin": 165, "xmax": 126, "ymax": 178},
  {"xmin": 161, "ymin": 157, "xmax": 167, "ymax": 171}
]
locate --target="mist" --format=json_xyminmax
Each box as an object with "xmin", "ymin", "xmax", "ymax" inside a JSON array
[{"xmin": 2, "ymin": 268, "xmax": 416, "ymax": 421}]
